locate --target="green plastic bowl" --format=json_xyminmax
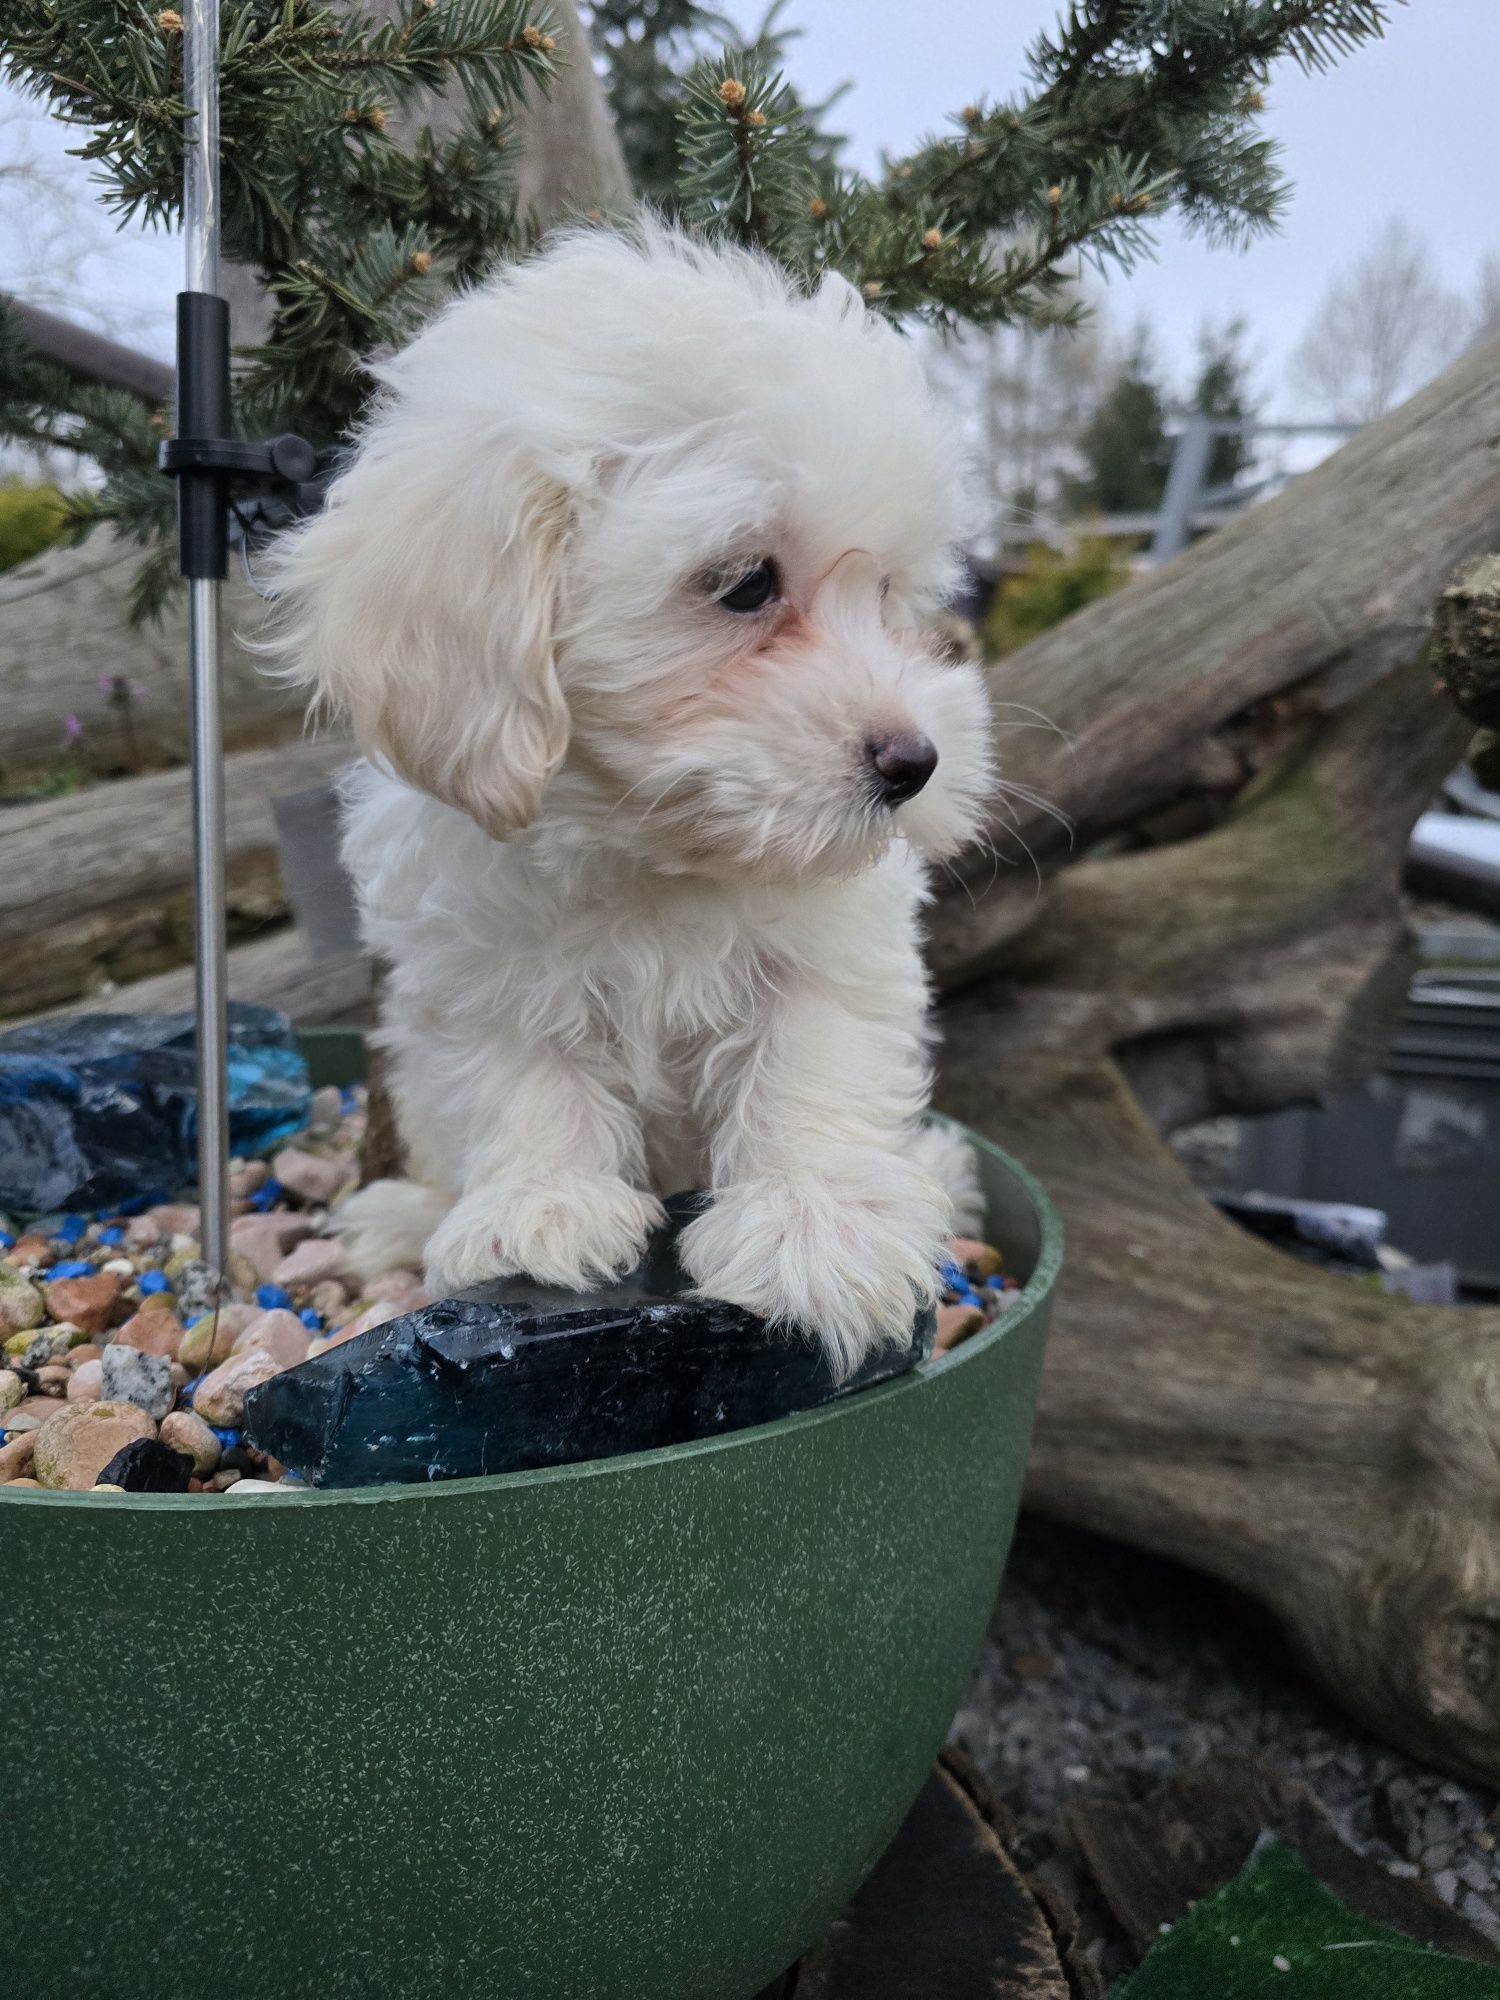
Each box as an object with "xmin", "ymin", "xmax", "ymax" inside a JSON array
[{"xmin": 2, "ymin": 1114, "xmax": 1058, "ymax": 2000}]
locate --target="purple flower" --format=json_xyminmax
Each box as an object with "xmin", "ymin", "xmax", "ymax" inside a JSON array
[{"xmin": 63, "ymin": 712, "xmax": 84, "ymax": 743}]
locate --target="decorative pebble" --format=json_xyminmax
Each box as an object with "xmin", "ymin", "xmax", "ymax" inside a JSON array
[
  {"xmin": 0, "ymin": 1367, "xmax": 23, "ymax": 1414},
  {"xmin": 193, "ymin": 1347, "xmax": 289, "ymax": 1427},
  {"xmin": 64, "ymin": 1342, "xmax": 102, "ymax": 1369},
  {"xmin": 308, "ymin": 1085, "xmax": 343, "ymax": 1133},
  {"xmin": 178, "ymin": 1304, "xmax": 257, "ymax": 1373},
  {"xmin": 0, "ymin": 1263, "xmax": 46, "ymax": 1334},
  {"xmin": 935, "ymin": 1303, "xmax": 985, "ymax": 1354},
  {"xmin": 159, "ymin": 1409, "xmax": 221, "ymax": 1477},
  {"xmin": 146, "ymin": 1203, "xmax": 201, "ymax": 1239},
  {"xmin": 326, "ymin": 1297, "xmax": 404, "ymax": 1345},
  {"xmin": 9, "ymin": 1233, "xmax": 56, "ymax": 1268},
  {"xmin": 95, "ymin": 1436, "xmax": 193, "ymax": 1493},
  {"xmin": 229, "ymin": 1212, "xmax": 314, "ymax": 1281},
  {"xmin": 229, "ymin": 1159, "xmax": 270, "ymax": 1200},
  {"xmin": 113, "ymin": 1309, "xmax": 184, "ymax": 1361},
  {"xmin": 5, "ymin": 1328, "xmax": 51, "ymax": 1369},
  {"xmin": 271, "ymin": 1238, "xmax": 346, "ymax": 1290},
  {"xmin": 42, "ymin": 1271, "xmax": 122, "ymax": 1336},
  {"xmin": 231, "ymin": 1308, "xmax": 314, "ymax": 1371},
  {"xmin": 272, "ymin": 1146, "xmax": 349, "ymax": 1207},
  {"xmin": 2, "ymin": 1395, "xmax": 65, "ymax": 1431},
  {"xmin": 32, "ymin": 1400, "xmax": 156, "ymax": 1490},
  {"xmin": 67, "ymin": 1359, "xmax": 103, "ymax": 1403},
  {"xmin": 0, "ymin": 1431, "xmax": 37, "ymax": 1479},
  {"xmin": 364, "ymin": 1269, "xmax": 423, "ymax": 1304},
  {"xmin": 100, "ymin": 1343, "xmax": 175, "ymax": 1421},
  {"xmin": 170, "ymin": 1259, "xmax": 222, "ymax": 1320}
]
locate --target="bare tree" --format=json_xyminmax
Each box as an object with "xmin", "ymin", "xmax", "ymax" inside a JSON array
[
  {"xmin": 927, "ymin": 298, "xmax": 1112, "ymax": 562},
  {"xmin": 1290, "ymin": 215, "xmax": 1468, "ymax": 425},
  {"xmin": 0, "ymin": 93, "xmax": 167, "ymax": 344}
]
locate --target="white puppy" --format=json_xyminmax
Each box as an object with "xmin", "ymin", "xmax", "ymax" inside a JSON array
[{"xmin": 269, "ymin": 223, "xmax": 993, "ymax": 1377}]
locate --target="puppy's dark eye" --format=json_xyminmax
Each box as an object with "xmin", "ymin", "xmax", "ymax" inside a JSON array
[{"xmin": 717, "ymin": 558, "xmax": 780, "ymax": 614}]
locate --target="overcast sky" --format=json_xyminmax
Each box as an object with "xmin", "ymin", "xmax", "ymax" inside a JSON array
[{"xmin": 2, "ymin": 0, "xmax": 1495, "ymax": 413}]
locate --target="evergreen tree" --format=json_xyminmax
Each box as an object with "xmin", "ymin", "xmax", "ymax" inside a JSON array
[
  {"xmin": 0, "ymin": 0, "xmax": 1398, "ymax": 611},
  {"xmin": 1193, "ymin": 315, "xmax": 1256, "ymax": 488},
  {"xmin": 583, "ymin": 2, "xmax": 844, "ymax": 208},
  {"xmin": 1064, "ymin": 329, "xmax": 1170, "ymax": 515}
]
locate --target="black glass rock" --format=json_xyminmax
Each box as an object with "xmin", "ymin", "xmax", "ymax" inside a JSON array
[
  {"xmin": 0, "ymin": 1003, "xmax": 310, "ymax": 1215},
  {"xmin": 244, "ymin": 1194, "xmax": 934, "ymax": 1488}
]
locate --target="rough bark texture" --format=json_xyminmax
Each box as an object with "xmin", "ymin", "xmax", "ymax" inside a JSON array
[
  {"xmin": 932, "ymin": 371, "xmax": 1500, "ymax": 1783},
  {"xmin": 0, "ymin": 737, "xmax": 351, "ymax": 1017},
  {"xmin": 0, "ymin": 536, "xmax": 298, "ymax": 785},
  {"xmin": 927, "ymin": 337, "xmax": 1500, "ymax": 987},
  {"xmin": 23, "ymin": 924, "xmax": 373, "ymax": 1030}
]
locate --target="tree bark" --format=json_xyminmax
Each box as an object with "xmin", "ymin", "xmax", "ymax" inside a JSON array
[
  {"xmin": 0, "ymin": 737, "xmax": 351, "ymax": 1017},
  {"xmin": 927, "ymin": 336, "xmax": 1500, "ymax": 988},
  {"xmin": 933, "ymin": 367, "xmax": 1500, "ymax": 1783}
]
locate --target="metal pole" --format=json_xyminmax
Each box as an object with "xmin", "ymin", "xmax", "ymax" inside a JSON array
[
  {"xmin": 1149, "ymin": 412, "xmax": 1215, "ymax": 567},
  {"xmin": 181, "ymin": 0, "xmax": 229, "ymax": 1279}
]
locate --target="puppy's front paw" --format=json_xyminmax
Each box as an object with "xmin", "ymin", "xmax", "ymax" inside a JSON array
[
  {"xmin": 679, "ymin": 1158, "xmax": 949, "ymax": 1380},
  {"xmin": 424, "ymin": 1171, "xmax": 665, "ymax": 1295}
]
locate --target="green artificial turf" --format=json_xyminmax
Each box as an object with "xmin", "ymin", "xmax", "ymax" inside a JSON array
[{"xmin": 1116, "ymin": 1838, "xmax": 1500, "ymax": 1998}]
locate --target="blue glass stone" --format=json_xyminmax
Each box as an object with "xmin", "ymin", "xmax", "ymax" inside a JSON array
[
  {"xmin": 98, "ymin": 1225, "xmax": 125, "ymax": 1246},
  {"xmin": 940, "ymin": 1259, "xmax": 967, "ymax": 1293},
  {"xmin": 299, "ymin": 1307, "xmax": 323, "ymax": 1330},
  {"xmin": 181, "ymin": 1374, "xmax": 205, "ymax": 1398},
  {"xmin": 256, "ymin": 1283, "xmax": 293, "ymax": 1312},
  {"xmin": 55, "ymin": 1214, "xmax": 86, "ymax": 1244},
  {"xmin": 0, "ymin": 1004, "xmax": 310, "ymax": 1215},
  {"xmin": 249, "ymin": 1179, "xmax": 284, "ymax": 1213},
  {"xmin": 138, "ymin": 1270, "xmax": 172, "ymax": 1294},
  {"xmin": 47, "ymin": 1259, "xmax": 96, "ymax": 1280},
  {"xmin": 209, "ymin": 1426, "xmax": 242, "ymax": 1449},
  {"xmin": 0, "ymin": 1231, "xmax": 13, "ymax": 1249}
]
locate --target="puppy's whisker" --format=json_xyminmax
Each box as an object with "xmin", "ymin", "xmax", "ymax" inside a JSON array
[
  {"xmin": 993, "ymin": 779, "xmax": 1074, "ymax": 848},
  {"xmin": 985, "ymin": 700, "xmax": 1075, "ymax": 747}
]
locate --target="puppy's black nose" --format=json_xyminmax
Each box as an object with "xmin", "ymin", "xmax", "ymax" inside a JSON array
[{"xmin": 866, "ymin": 731, "xmax": 938, "ymax": 805}]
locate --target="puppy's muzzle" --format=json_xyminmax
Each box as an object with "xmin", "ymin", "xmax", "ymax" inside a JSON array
[{"xmin": 866, "ymin": 731, "xmax": 938, "ymax": 806}]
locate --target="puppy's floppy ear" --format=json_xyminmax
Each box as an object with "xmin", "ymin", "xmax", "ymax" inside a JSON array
[{"xmin": 269, "ymin": 422, "xmax": 571, "ymax": 839}]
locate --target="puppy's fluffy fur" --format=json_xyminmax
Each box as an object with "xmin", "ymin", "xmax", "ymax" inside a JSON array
[{"xmin": 268, "ymin": 224, "xmax": 993, "ymax": 1376}]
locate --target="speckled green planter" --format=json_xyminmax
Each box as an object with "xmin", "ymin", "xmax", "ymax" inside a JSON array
[{"xmin": 2, "ymin": 1118, "xmax": 1058, "ymax": 2000}]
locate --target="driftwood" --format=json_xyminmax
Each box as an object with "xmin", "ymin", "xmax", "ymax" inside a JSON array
[
  {"xmin": 24, "ymin": 924, "xmax": 374, "ymax": 1030},
  {"xmin": 0, "ymin": 737, "xmax": 351, "ymax": 1016},
  {"xmin": 0, "ymin": 536, "xmax": 301, "ymax": 784},
  {"xmin": 933, "ymin": 341, "xmax": 1500, "ymax": 1785}
]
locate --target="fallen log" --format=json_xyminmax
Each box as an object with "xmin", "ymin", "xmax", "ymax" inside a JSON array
[
  {"xmin": 0, "ymin": 737, "xmax": 352, "ymax": 1016},
  {"xmin": 24, "ymin": 925, "xmax": 374, "ymax": 1030},
  {"xmin": 928, "ymin": 335, "xmax": 1500, "ymax": 987},
  {"xmin": 935, "ymin": 541, "xmax": 1500, "ymax": 1783},
  {"xmin": 0, "ymin": 534, "xmax": 301, "ymax": 785}
]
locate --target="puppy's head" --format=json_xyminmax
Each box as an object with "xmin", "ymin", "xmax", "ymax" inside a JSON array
[{"xmin": 269, "ymin": 223, "xmax": 992, "ymax": 875}]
